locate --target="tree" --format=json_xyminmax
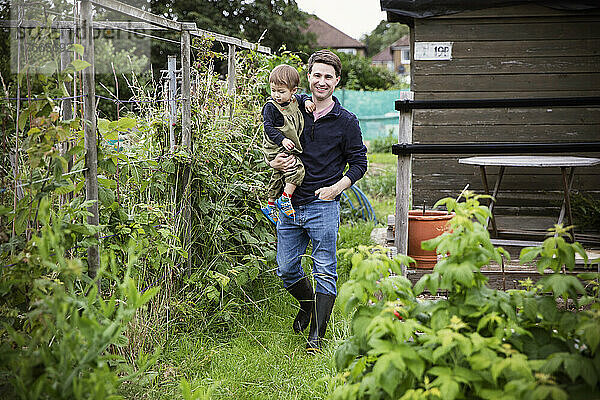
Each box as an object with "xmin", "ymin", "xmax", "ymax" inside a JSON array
[
  {"xmin": 333, "ymin": 51, "xmax": 399, "ymax": 91},
  {"xmin": 361, "ymin": 20, "xmax": 409, "ymax": 57},
  {"xmin": 148, "ymin": 0, "xmax": 314, "ymax": 53}
]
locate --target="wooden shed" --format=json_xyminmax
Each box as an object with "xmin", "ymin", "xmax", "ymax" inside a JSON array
[{"xmin": 381, "ymin": 0, "xmax": 600, "ymax": 237}]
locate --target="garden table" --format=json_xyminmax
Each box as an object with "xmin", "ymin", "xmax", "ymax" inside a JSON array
[{"xmin": 458, "ymin": 156, "xmax": 600, "ymax": 238}]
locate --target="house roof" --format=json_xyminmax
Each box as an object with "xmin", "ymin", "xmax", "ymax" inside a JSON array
[
  {"xmin": 381, "ymin": 0, "xmax": 600, "ymax": 23},
  {"xmin": 390, "ymin": 35, "xmax": 410, "ymax": 50},
  {"xmin": 372, "ymin": 47, "xmax": 393, "ymax": 62},
  {"xmin": 371, "ymin": 35, "xmax": 409, "ymax": 62},
  {"xmin": 306, "ymin": 16, "xmax": 366, "ymax": 50}
]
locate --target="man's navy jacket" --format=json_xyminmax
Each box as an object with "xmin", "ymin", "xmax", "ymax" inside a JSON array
[{"xmin": 293, "ymin": 94, "xmax": 368, "ymax": 206}]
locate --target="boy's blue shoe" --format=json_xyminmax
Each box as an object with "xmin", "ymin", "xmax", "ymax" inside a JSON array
[
  {"xmin": 276, "ymin": 196, "xmax": 295, "ymax": 219},
  {"xmin": 261, "ymin": 205, "xmax": 279, "ymax": 225}
]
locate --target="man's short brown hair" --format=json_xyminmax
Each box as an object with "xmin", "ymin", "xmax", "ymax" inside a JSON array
[
  {"xmin": 269, "ymin": 64, "xmax": 300, "ymax": 90},
  {"xmin": 307, "ymin": 50, "xmax": 342, "ymax": 77}
]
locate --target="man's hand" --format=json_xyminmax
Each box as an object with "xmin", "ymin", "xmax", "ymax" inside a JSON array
[
  {"xmin": 315, "ymin": 177, "xmax": 352, "ymax": 201},
  {"xmin": 270, "ymin": 152, "xmax": 297, "ymax": 172},
  {"xmin": 305, "ymin": 100, "xmax": 316, "ymax": 113},
  {"xmin": 281, "ymin": 138, "xmax": 295, "ymax": 151}
]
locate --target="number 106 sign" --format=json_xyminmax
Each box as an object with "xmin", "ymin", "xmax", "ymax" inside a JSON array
[{"xmin": 414, "ymin": 42, "xmax": 453, "ymax": 60}]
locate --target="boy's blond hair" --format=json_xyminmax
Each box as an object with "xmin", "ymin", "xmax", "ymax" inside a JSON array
[{"xmin": 269, "ymin": 64, "xmax": 300, "ymax": 90}]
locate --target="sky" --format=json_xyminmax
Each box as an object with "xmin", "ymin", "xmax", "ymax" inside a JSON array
[{"xmin": 295, "ymin": 0, "xmax": 387, "ymax": 40}]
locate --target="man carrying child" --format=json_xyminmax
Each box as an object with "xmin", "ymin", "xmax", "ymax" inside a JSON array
[{"xmin": 263, "ymin": 50, "xmax": 367, "ymax": 354}]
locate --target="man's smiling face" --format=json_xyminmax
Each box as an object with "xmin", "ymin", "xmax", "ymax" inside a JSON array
[{"xmin": 307, "ymin": 62, "xmax": 340, "ymax": 102}]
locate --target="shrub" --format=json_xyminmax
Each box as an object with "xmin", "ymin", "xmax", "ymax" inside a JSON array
[
  {"xmin": 357, "ymin": 170, "xmax": 396, "ymax": 199},
  {"xmin": 368, "ymin": 132, "xmax": 396, "ymax": 154},
  {"xmin": 331, "ymin": 192, "xmax": 600, "ymax": 400},
  {"xmin": 0, "ymin": 202, "xmax": 159, "ymax": 399}
]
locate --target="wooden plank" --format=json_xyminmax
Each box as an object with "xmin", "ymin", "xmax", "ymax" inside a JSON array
[
  {"xmin": 413, "ymin": 73, "xmax": 600, "ymax": 92},
  {"xmin": 415, "ymin": 91, "xmax": 600, "ymax": 100},
  {"xmin": 80, "ymin": 0, "xmax": 100, "ymax": 281},
  {"xmin": 91, "ymin": 0, "xmax": 183, "ymax": 31},
  {"xmin": 412, "ymin": 173, "xmax": 600, "ymax": 192},
  {"xmin": 433, "ymin": 4, "xmax": 600, "ymax": 19},
  {"xmin": 395, "ymin": 91, "xmax": 413, "ymax": 265},
  {"xmin": 412, "ymin": 189, "xmax": 570, "ymax": 206},
  {"xmin": 414, "ymin": 56, "xmax": 600, "ymax": 75},
  {"xmin": 414, "ymin": 125, "xmax": 600, "ymax": 143},
  {"xmin": 413, "ymin": 108, "xmax": 600, "ymax": 126},
  {"xmin": 413, "ymin": 157, "xmax": 600, "ymax": 176},
  {"xmin": 0, "ymin": 20, "xmax": 270, "ymax": 53},
  {"xmin": 415, "ymin": 21, "xmax": 600, "ymax": 41},
  {"xmin": 419, "ymin": 40, "xmax": 600, "ymax": 59}
]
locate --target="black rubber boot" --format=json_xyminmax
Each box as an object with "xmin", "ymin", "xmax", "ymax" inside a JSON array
[
  {"xmin": 286, "ymin": 277, "xmax": 314, "ymax": 334},
  {"xmin": 306, "ymin": 292, "xmax": 336, "ymax": 354}
]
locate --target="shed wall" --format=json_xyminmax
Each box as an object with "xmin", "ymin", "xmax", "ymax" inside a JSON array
[{"xmin": 411, "ymin": 4, "xmax": 600, "ymax": 215}]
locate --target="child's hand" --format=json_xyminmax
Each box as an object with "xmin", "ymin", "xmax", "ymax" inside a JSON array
[
  {"xmin": 305, "ymin": 100, "xmax": 316, "ymax": 113},
  {"xmin": 282, "ymin": 138, "xmax": 295, "ymax": 151}
]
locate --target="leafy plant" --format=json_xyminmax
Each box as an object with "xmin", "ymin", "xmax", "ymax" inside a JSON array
[
  {"xmin": 571, "ymin": 191, "xmax": 600, "ymax": 230},
  {"xmin": 357, "ymin": 169, "xmax": 396, "ymax": 199},
  {"xmin": 0, "ymin": 201, "xmax": 159, "ymax": 399},
  {"xmin": 368, "ymin": 131, "xmax": 396, "ymax": 154},
  {"xmin": 331, "ymin": 192, "xmax": 600, "ymax": 400}
]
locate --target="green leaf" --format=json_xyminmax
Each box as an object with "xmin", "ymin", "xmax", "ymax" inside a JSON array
[
  {"xmin": 523, "ymin": 298, "xmax": 537, "ymax": 321},
  {"xmin": 430, "ymin": 373, "xmax": 459, "ymax": 400},
  {"xmin": 98, "ymin": 118, "xmax": 111, "ymax": 135},
  {"xmin": 580, "ymin": 319, "xmax": 600, "ymax": 354},
  {"xmin": 98, "ymin": 186, "xmax": 116, "ymax": 207},
  {"xmin": 335, "ymin": 340, "xmax": 359, "ymax": 371},
  {"xmin": 519, "ymin": 247, "xmax": 541, "ymax": 264},
  {"xmin": 117, "ymin": 117, "xmax": 137, "ymax": 130},
  {"xmin": 373, "ymin": 354, "xmax": 402, "ymax": 398},
  {"xmin": 69, "ymin": 43, "xmax": 85, "ymax": 56},
  {"xmin": 54, "ymin": 180, "xmax": 75, "ymax": 195},
  {"xmin": 539, "ymin": 274, "xmax": 585, "ymax": 299},
  {"xmin": 563, "ymin": 354, "xmax": 582, "ymax": 383},
  {"xmin": 18, "ymin": 108, "xmax": 29, "ymax": 132},
  {"xmin": 404, "ymin": 356, "xmax": 425, "ymax": 380},
  {"xmin": 241, "ymin": 230, "xmax": 259, "ymax": 244},
  {"xmin": 580, "ymin": 358, "xmax": 598, "ymax": 388},
  {"xmin": 537, "ymin": 296, "xmax": 559, "ymax": 323},
  {"xmin": 71, "ymin": 59, "xmax": 91, "ymax": 71},
  {"xmin": 98, "ymin": 177, "xmax": 117, "ymax": 189}
]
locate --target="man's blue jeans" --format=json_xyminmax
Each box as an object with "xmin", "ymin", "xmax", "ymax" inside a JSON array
[{"xmin": 276, "ymin": 199, "xmax": 340, "ymax": 296}]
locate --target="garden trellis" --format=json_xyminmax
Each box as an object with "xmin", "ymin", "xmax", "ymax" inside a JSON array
[{"xmin": 5, "ymin": 0, "xmax": 271, "ymax": 279}]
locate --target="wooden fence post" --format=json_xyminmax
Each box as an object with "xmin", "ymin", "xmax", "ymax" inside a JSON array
[
  {"xmin": 227, "ymin": 44, "xmax": 236, "ymax": 117},
  {"xmin": 80, "ymin": 0, "xmax": 100, "ymax": 281},
  {"xmin": 395, "ymin": 91, "xmax": 414, "ymax": 274},
  {"xmin": 60, "ymin": 29, "xmax": 73, "ymax": 124},
  {"xmin": 59, "ymin": 28, "xmax": 74, "ymax": 206},
  {"xmin": 180, "ymin": 26, "xmax": 192, "ymax": 276},
  {"xmin": 180, "ymin": 28, "xmax": 191, "ymax": 149},
  {"xmin": 167, "ymin": 55, "xmax": 177, "ymax": 152}
]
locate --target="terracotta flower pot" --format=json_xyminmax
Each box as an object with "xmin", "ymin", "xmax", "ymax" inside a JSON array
[{"xmin": 408, "ymin": 210, "xmax": 454, "ymax": 269}]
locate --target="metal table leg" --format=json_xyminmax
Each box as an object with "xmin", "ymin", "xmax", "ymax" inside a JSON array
[
  {"xmin": 480, "ymin": 165, "xmax": 505, "ymax": 237},
  {"xmin": 559, "ymin": 166, "xmax": 576, "ymax": 240}
]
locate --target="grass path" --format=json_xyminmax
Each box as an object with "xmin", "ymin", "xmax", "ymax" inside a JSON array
[
  {"xmin": 121, "ymin": 275, "xmax": 353, "ymax": 400},
  {"xmin": 195, "ymin": 291, "xmax": 347, "ymax": 399},
  {"xmin": 121, "ymin": 154, "xmax": 394, "ymax": 399}
]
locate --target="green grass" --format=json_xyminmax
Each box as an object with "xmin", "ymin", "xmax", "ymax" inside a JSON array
[
  {"xmin": 122, "ymin": 279, "xmax": 347, "ymax": 399},
  {"xmin": 367, "ymin": 152, "xmax": 397, "ymax": 165},
  {"xmin": 120, "ymin": 167, "xmax": 397, "ymax": 400},
  {"xmin": 120, "ymin": 223, "xmax": 378, "ymax": 400}
]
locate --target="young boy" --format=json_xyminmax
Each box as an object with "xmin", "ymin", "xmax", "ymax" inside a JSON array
[{"xmin": 261, "ymin": 64, "xmax": 315, "ymax": 224}]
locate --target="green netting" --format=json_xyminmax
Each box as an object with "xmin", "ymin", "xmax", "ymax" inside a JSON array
[{"xmin": 337, "ymin": 89, "xmax": 407, "ymax": 141}]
